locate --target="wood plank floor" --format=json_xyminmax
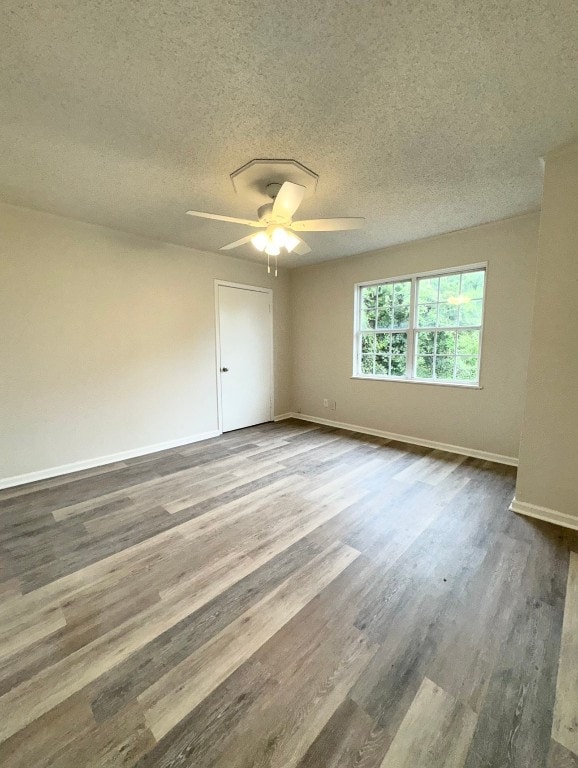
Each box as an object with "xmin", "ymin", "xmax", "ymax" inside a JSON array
[{"xmin": 0, "ymin": 419, "xmax": 576, "ymax": 767}]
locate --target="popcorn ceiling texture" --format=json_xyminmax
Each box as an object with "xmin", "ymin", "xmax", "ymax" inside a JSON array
[{"xmin": 0, "ymin": 0, "xmax": 576, "ymax": 266}]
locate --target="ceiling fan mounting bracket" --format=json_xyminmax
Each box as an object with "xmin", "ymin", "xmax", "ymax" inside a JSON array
[{"xmin": 230, "ymin": 159, "xmax": 319, "ymax": 203}]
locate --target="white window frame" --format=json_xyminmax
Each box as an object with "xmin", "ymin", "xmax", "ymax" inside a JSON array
[{"xmin": 352, "ymin": 262, "xmax": 487, "ymax": 388}]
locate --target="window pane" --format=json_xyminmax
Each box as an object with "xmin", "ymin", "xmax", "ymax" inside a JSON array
[
  {"xmin": 390, "ymin": 356, "xmax": 407, "ymax": 377},
  {"xmin": 391, "ymin": 332, "xmax": 407, "ymax": 355},
  {"xmin": 361, "ymin": 308, "xmax": 376, "ymax": 330},
  {"xmin": 361, "ymin": 333, "xmax": 375, "ymax": 353},
  {"xmin": 435, "ymin": 356, "xmax": 454, "ymax": 380},
  {"xmin": 394, "ymin": 281, "xmax": 411, "ymax": 305},
  {"xmin": 456, "ymin": 356, "xmax": 478, "ymax": 381},
  {"xmin": 361, "ymin": 355, "xmax": 374, "ymax": 374},
  {"xmin": 357, "ymin": 268, "xmax": 484, "ymax": 384},
  {"xmin": 417, "ymin": 331, "xmax": 435, "ymax": 354},
  {"xmin": 377, "ymin": 307, "xmax": 392, "ymax": 329},
  {"xmin": 393, "ymin": 304, "xmax": 410, "ymax": 328},
  {"xmin": 391, "ymin": 334, "xmax": 407, "ymax": 356},
  {"xmin": 361, "ymin": 286, "xmax": 377, "ymax": 310},
  {"xmin": 437, "ymin": 302, "xmax": 458, "ymax": 326},
  {"xmin": 439, "ymin": 274, "xmax": 460, "ymax": 302},
  {"xmin": 458, "ymin": 299, "xmax": 483, "ymax": 327},
  {"xmin": 457, "ymin": 330, "xmax": 479, "ymax": 356},
  {"xmin": 436, "ymin": 330, "xmax": 456, "ymax": 355},
  {"xmin": 375, "ymin": 354, "xmax": 389, "ymax": 374},
  {"xmin": 376, "ymin": 333, "xmax": 391, "ymax": 353},
  {"xmin": 377, "ymin": 284, "xmax": 393, "ymax": 306},
  {"xmin": 418, "ymin": 277, "xmax": 439, "ymax": 304},
  {"xmin": 417, "ymin": 304, "xmax": 437, "ymax": 327},
  {"xmin": 461, "ymin": 270, "xmax": 485, "ymax": 300},
  {"xmin": 416, "ymin": 355, "xmax": 434, "ymax": 378}
]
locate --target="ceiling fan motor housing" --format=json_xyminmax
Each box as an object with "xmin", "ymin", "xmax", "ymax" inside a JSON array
[{"xmin": 257, "ymin": 202, "xmax": 275, "ymax": 223}]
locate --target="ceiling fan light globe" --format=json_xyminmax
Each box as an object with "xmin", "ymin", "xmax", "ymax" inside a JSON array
[
  {"xmin": 265, "ymin": 243, "xmax": 280, "ymax": 256},
  {"xmin": 284, "ymin": 232, "xmax": 301, "ymax": 253},
  {"xmin": 271, "ymin": 226, "xmax": 288, "ymax": 248},
  {"xmin": 251, "ymin": 231, "xmax": 269, "ymax": 252}
]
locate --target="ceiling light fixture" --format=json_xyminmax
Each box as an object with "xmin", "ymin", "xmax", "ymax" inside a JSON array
[
  {"xmin": 250, "ymin": 231, "xmax": 269, "ymax": 252},
  {"xmin": 250, "ymin": 226, "xmax": 300, "ymax": 275},
  {"xmin": 186, "ymin": 174, "xmax": 365, "ymax": 277}
]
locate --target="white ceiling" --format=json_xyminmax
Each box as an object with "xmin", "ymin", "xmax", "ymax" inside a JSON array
[{"xmin": 0, "ymin": 0, "xmax": 576, "ymax": 266}]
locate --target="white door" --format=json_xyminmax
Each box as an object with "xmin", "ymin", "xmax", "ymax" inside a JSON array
[{"xmin": 217, "ymin": 284, "xmax": 273, "ymax": 432}]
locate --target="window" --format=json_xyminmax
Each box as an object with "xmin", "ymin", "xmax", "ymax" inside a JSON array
[{"xmin": 354, "ymin": 265, "xmax": 486, "ymax": 385}]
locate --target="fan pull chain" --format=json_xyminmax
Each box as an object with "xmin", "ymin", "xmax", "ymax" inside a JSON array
[
  {"xmin": 275, "ymin": 254, "xmax": 278, "ymax": 277},
  {"xmin": 267, "ymin": 252, "xmax": 270, "ymax": 274}
]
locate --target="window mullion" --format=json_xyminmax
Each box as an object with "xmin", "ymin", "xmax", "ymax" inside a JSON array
[{"xmin": 407, "ymin": 276, "xmax": 417, "ymax": 380}]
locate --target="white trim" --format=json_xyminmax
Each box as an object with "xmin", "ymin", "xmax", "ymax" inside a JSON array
[
  {"xmin": 214, "ymin": 280, "xmax": 272, "ymax": 294},
  {"xmin": 350, "ymin": 376, "xmax": 482, "ymax": 390},
  {"xmin": 0, "ymin": 430, "xmax": 221, "ymax": 491},
  {"xmin": 509, "ymin": 498, "xmax": 578, "ymax": 531},
  {"xmin": 214, "ymin": 281, "xmax": 224, "ymax": 434},
  {"xmin": 276, "ymin": 412, "xmax": 518, "ymax": 466},
  {"xmin": 355, "ymin": 261, "xmax": 488, "ymax": 289},
  {"xmin": 273, "ymin": 413, "xmax": 294, "ymax": 421},
  {"xmin": 408, "ymin": 273, "xmax": 418, "ymax": 377},
  {"xmin": 214, "ymin": 280, "xmax": 274, "ymax": 433}
]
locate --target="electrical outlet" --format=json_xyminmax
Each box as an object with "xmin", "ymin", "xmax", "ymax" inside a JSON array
[
  {"xmin": 323, "ymin": 398, "xmax": 329, "ymax": 408},
  {"xmin": 329, "ymin": 400, "xmax": 337, "ymax": 411}
]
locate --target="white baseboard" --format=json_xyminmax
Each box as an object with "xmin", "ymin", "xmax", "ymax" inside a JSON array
[
  {"xmin": 509, "ymin": 498, "xmax": 578, "ymax": 531},
  {"xmin": 276, "ymin": 412, "xmax": 518, "ymax": 467},
  {"xmin": 273, "ymin": 413, "xmax": 294, "ymax": 422},
  {"xmin": 0, "ymin": 430, "xmax": 221, "ymax": 491}
]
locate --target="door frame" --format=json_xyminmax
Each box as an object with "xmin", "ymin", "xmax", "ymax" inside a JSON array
[{"xmin": 214, "ymin": 280, "xmax": 274, "ymax": 434}]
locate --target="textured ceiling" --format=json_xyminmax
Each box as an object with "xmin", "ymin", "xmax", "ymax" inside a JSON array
[{"xmin": 0, "ymin": 1, "xmax": 577, "ymax": 266}]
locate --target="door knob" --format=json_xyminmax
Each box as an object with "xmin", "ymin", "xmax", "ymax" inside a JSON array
[{"xmin": 221, "ymin": 367, "xmax": 229, "ymax": 372}]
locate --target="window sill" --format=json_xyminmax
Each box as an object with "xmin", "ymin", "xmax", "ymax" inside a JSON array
[{"xmin": 351, "ymin": 375, "xmax": 483, "ymax": 390}]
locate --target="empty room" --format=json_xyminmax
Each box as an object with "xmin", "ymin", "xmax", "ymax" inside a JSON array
[{"xmin": 0, "ymin": 1, "xmax": 577, "ymax": 766}]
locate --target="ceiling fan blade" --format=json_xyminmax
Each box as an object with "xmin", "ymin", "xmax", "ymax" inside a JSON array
[
  {"xmin": 272, "ymin": 182, "xmax": 306, "ymax": 220},
  {"xmin": 186, "ymin": 210, "xmax": 262, "ymax": 227},
  {"xmin": 219, "ymin": 234, "xmax": 255, "ymax": 251},
  {"xmin": 293, "ymin": 235, "xmax": 311, "ymax": 255},
  {"xmin": 291, "ymin": 217, "xmax": 365, "ymax": 232}
]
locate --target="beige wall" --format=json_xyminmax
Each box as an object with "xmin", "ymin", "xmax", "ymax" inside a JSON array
[
  {"xmin": 0, "ymin": 201, "xmax": 546, "ymax": 485},
  {"xmin": 290, "ymin": 214, "xmax": 539, "ymax": 461},
  {"xmin": 515, "ymin": 144, "xmax": 578, "ymax": 520},
  {"xmin": 0, "ymin": 203, "xmax": 291, "ymax": 482}
]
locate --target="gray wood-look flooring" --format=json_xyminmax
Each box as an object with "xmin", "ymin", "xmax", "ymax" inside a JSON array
[{"xmin": 0, "ymin": 419, "xmax": 576, "ymax": 767}]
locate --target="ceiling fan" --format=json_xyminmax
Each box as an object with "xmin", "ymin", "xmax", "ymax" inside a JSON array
[{"xmin": 186, "ymin": 181, "xmax": 364, "ymax": 274}]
